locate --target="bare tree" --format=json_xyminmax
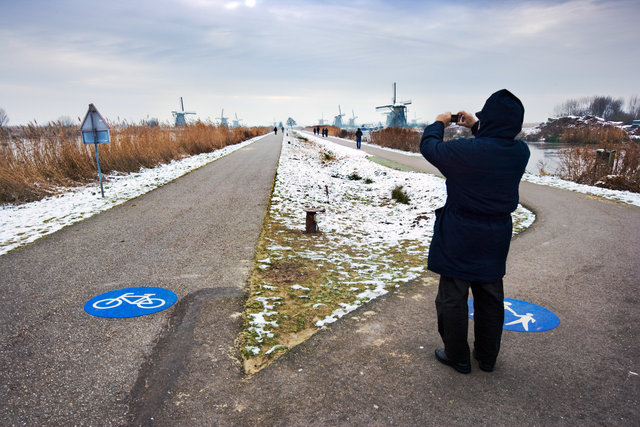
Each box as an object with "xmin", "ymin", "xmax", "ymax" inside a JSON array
[
  {"xmin": 0, "ymin": 108, "xmax": 8, "ymax": 127},
  {"xmin": 553, "ymin": 96, "xmax": 634, "ymax": 123},
  {"xmin": 57, "ymin": 115, "xmax": 76, "ymax": 127},
  {"xmin": 628, "ymin": 96, "xmax": 640, "ymax": 120},
  {"xmin": 553, "ymin": 97, "xmax": 590, "ymax": 117}
]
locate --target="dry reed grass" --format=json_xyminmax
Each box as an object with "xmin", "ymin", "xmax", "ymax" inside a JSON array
[
  {"xmin": 304, "ymin": 125, "xmax": 344, "ymax": 137},
  {"xmin": 560, "ymin": 126, "xmax": 629, "ymax": 145},
  {"xmin": 0, "ymin": 122, "xmax": 268, "ymax": 204},
  {"xmin": 559, "ymin": 141, "xmax": 640, "ymax": 192},
  {"xmin": 370, "ymin": 127, "xmax": 421, "ymax": 152}
]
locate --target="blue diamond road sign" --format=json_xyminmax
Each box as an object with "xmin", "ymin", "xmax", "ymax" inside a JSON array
[
  {"xmin": 84, "ymin": 286, "xmax": 178, "ymax": 318},
  {"xmin": 468, "ymin": 297, "xmax": 560, "ymax": 332}
]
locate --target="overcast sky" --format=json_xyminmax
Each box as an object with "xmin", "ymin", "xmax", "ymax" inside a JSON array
[{"xmin": 1, "ymin": 0, "xmax": 639, "ymax": 126}]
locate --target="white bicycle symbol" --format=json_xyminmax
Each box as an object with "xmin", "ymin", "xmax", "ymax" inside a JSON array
[{"xmin": 92, "ymin": 292, "xmax": 166, "ymax": 310}]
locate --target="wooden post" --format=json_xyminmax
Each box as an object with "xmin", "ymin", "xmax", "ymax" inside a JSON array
[{"xmin": 304, "ymin": 207, "xmax": 326, "ymax": 233}]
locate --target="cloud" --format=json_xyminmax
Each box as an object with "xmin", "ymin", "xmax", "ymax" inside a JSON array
[{"xmin": 0, "ymin": 0, "xmax": 638, "ymax": 125}]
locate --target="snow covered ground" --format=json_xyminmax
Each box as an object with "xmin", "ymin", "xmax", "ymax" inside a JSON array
[{"xmin": 242, "ymin": 131, "xmax": 535, "ymax": 357}]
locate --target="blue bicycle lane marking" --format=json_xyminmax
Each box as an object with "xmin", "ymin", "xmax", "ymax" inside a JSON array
[
  {"xmin": 468, "ymin": 297, "xmax": 560, "ymax": 332},
  {"xmin": 84, "ymin": 286, "xmax": 178, "ymax": 318}
]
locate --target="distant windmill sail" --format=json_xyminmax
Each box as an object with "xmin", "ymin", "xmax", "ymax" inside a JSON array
[
  {"xmin": 217, "ymin": 108, "xmax": 229, "ymax": 126},
  {"xmin": 232, "ymin": 113, "xmax": 243, "ymax": 128},
  {"xmin": 348, "ymin": 109, "xmax": 358, "ymax": 128},
  {"xmin": 171, "ymin": 97, "xmax": 196, "ymax": 126},
  {"xmin": 333, "ymin": 105, "xmax": 346, "ymax": 128},
  {"xmin": 376, "ymin": 82, "xmax": 412, "ymax": 128}
]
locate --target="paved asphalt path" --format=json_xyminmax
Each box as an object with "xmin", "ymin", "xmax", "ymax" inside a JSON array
[
  {"xmin": 2, "ymin": 131, "xmax": 639, "ymax": 425},
  {"xmin": 0, "ymin": 133, "xmax": 282, "ymax": 425}
]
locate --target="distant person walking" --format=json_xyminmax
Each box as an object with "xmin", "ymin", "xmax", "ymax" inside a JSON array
[
  {"xmin": 419, "ymin": 89, "xmax": 530, "ymax": 374},
  {"xmin": 355, "ymin": 128, "xmax": 363, "ymax": 149},
  {"xmin": 274, "ymin": 126, "xmax": 278, "ymax": 135}
]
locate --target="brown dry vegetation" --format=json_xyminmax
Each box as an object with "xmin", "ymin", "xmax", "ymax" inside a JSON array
[
  {"xmin": 304, "ymin": 125, "xmax": 346, "ymax": 137},
  {"xmin": 370, "ymin": 127, "xmax": 421, "ymax": 152},
  {"xmin": 558, "ymin": 126, "xmax": 629, "ymax": 145},
  {"xmin": 0, "ymin": 122, "xmax": 268, "ymax": 204},
  {"xmin": 559, "ymin": 141, "xmax": 640, "ymax": 192}
]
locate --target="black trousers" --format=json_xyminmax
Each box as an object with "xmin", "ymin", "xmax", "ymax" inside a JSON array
[{"xmin": 435, "ymin": 275, "xmax": 504, "ymax": 365}]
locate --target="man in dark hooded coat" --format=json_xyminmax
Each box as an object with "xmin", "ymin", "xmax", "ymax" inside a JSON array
[{"xmin": 420, "ymin": 89, "xmax": 530, "ymax": 374}]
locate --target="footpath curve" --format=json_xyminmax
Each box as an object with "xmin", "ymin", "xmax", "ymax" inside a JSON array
[{"xmin": 140, "ymin": 133, "xmax": 639, "ymax": 425}]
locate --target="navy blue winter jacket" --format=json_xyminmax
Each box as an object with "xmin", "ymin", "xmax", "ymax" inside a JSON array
[{"xmin": 420, "ymin": 89, "xmax": 530, "ymax": 282}]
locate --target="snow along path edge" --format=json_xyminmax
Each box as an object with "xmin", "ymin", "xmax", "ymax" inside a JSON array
[{"xmin": 0, "ymin": 134, "xmax": 269, "ymax": 256}]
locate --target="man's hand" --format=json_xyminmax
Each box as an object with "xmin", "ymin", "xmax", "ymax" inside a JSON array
[
  {"xmin": 435, "ymin": 112, "xmax": 452, "ymax": 127},
  {"xmin": 456, "ymin": 110, "xmax": 477, "ymax": 129}
]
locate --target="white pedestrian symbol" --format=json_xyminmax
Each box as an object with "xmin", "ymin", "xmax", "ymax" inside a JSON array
[{"xmin": 504, "ymin": 301, "xmax": 536, "ymax": 331}]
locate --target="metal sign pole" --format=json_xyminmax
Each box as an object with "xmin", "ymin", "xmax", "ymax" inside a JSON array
[
  {"xmin": 89, "ymin": 113, "xmax": 105, "ymax": 198},
  {"xmin": 81, "ymin": 103, "xmax": 110, "ymax": 198},
  {"xmin": 94, "ymin": 141, "xmax": 105, "ymax": 198}
]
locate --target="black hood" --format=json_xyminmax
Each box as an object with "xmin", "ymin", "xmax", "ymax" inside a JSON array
[{"xmin": 476, "ymin": 89, "xmax": 524, "ymax": 139}]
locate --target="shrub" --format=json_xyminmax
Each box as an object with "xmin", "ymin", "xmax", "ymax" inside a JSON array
[
  {"xmin": 321, "ymin": 151, "xmax": 336, "ymax": 163},
  {"xmin": 559, "ymin": 141, "xmax": 640, "ymax": 192},
  {"xmin": 391, "ymin": 185, "xmax": 410, "ymax": 204},
  {"xmin": 338, "ymin": 129, "xmax": 356, "ymax": 139},
  {"xmin": 370, "ymin": 128, "xmax": 421, "ymax": 152}
]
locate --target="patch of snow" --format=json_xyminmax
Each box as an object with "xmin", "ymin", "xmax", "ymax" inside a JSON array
[
  {"xmin": 245, "ymin": 346, "xmax": 260, "ymax": 355},
  {"xmin": 265, "ymin": 345, "xmax": 287, "ymax": 355},
  {"xmin": 523, "ymin": 173, "xmax": 640, "ymax": 207}
]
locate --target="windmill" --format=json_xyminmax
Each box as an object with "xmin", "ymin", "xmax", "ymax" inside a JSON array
[
  {"xmin": 348, "ymin": 110, "xmax": 358, "ymax": 128},
  {"xmin": 232, "ymin": 113, "xmax": 243, "ymax": 128},
  {"xmin": 217, "ymin": 108, "xmax": 229, "ymax": 126},
  {"xmin": 318, "ymin": 113, "xmax": 326, "ymax": 126},
  {"xmin": 376, "ymin": 82, "xmax": 412, "ymax": 128},
  {"xmin": 333, "ymin": 105, "xmax": 346, "ymax": 128},
  {"xmin": 410, "ymin": 112, "xmax": 423, "ymax": 127},
  {"xmin": 171, "ymin": 97, "xmax": 196, "ymax": 126}
]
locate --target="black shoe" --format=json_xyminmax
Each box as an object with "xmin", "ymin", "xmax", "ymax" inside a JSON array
[
  {"xmin": 472, "ymin": 350, "xmax": 495, "ymax": 372},
  {"xmin": 434, "ymin": 348, "xmax": 471, "ymax": 374}
]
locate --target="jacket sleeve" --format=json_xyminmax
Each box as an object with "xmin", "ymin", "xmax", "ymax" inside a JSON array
[
  {"xmin": 420, "ymin": 121, "xmax": 447, "ymax": 173},
  {"xmin": 420, "ymin": 122, "xmax": 477, "ymax": 177}
]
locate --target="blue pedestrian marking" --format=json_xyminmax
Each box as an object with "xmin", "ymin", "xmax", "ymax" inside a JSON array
[
  {"xmin": 468, "ymin": 297, "xmax": 559, "ymax": 332},
  {"xmin": 84, "ymin": 286, "xmax": 177, "ymax": 318}
]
